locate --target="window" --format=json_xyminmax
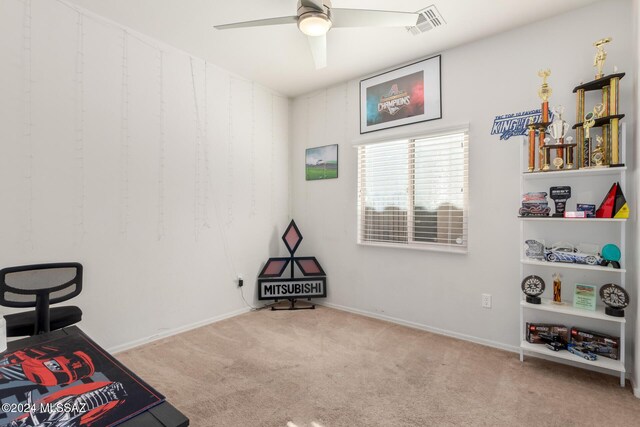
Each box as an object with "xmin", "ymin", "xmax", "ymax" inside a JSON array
[{"xmin": 357, "ymin": 128, "xmax": 469, "ymax": 252}]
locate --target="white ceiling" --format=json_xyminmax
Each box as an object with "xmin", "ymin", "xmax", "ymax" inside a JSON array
[{"xmin": 66, "ymin": 0, "xmax": 599, "ymax": 97}]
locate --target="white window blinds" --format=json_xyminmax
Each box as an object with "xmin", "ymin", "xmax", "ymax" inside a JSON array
[{"xmin": 357, "ymin": 129, "xmax": 469, "ymax": 252}]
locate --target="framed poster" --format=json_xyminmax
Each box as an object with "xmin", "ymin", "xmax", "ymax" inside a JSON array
[
  {"xmin": 305, "ymin": 144, "xmax": 338, "ymax": 181},
  {"xmin": 360, "ymin": 55, "xmax": 441, "ymax": 134}
]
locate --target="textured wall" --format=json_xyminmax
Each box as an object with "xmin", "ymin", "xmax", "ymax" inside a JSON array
[{"xmin": 0, "ymin": 0, "xmax": 290, "ymax": 350}]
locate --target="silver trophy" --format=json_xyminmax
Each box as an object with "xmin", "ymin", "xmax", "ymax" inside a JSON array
[
  {"xmin": 548, "ymin": 105, "xmax": 570, "ymax": 143},
  {"xmin": 547, "ymin": 106, "xmax": 570, "ymax": 169}
]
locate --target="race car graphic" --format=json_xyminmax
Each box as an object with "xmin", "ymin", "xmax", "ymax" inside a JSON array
[
  {"xmin": 0, "ymin": 346, "xmax": 94, "ymax": 387},
  {"xmin": 2, "ymin": 382, "xmax": 127, "ymax": 427},
  {"xmin": 0, "ymin": 332, "xmax": 165, "ymax": 427}
]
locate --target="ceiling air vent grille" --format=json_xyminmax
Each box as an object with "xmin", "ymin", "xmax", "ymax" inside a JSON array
[{"xmin": 407, "ymin": 5, "xmax": 445, "ymax": 35}]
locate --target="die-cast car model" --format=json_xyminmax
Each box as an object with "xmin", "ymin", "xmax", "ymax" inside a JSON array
[
  {"xmin": 567, "ymin": 344, "xmax": 597, "ymax": 361},
  {"xmin": 544, "ymin": 243, "xmax": 603, "ymax": 265}
]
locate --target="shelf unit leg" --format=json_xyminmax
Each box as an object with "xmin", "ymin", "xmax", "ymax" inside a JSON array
[{"xmin": 620, "ymin": 321, "xmax": 626, "ymax": 387}]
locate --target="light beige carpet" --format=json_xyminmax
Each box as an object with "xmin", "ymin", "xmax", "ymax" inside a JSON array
[{"xmin": 117, "ymin": 306, "xmax": 639, "ymax": 426}]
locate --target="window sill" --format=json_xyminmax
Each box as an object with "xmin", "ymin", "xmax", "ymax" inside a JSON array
[{"xmin": 357, "ymin": 240, "xmax": 468, "ymax": 254}]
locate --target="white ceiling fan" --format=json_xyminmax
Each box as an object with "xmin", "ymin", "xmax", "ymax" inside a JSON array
[{"xmin": 214, "ymin": 0, "xmax": 419, "ymax": 69}]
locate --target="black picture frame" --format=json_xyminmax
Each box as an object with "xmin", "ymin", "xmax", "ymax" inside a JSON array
[{"xmin": 360, "ymin": 55, "xmax": 442, "ymax": 134}]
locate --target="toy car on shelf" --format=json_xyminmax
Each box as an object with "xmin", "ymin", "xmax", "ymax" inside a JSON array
[
  {"xmin": 581, "ymin": 341, "xmax": 614, "ymax": 356},
  {"xmin": 539, "ymin": 332, "xmax": 566, "ymax": 351},
  {"xmin": 567, "ymin": 343, "xmax": 597, "ymax": 361},
  {"xmin": 544, "ymin": 243, "xmax": 603, "ymax": 265},
  {"xmin": 545, "ymin": 341, "xmax": 565, "ymax": 351}
]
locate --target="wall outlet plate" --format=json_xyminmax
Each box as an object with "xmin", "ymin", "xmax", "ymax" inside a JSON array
[{"xmin": 482, "ymin": 294, "xmax": 492, "ymax": 309}]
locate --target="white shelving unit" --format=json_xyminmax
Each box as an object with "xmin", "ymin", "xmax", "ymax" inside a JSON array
[{"xmin": 518, "ymin": 125, "xmax": 627, "ymax": 387}]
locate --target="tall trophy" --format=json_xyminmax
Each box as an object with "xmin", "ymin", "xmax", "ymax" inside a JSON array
[{"xmin": 535, "ymin": 70, "xmax": 552, "ymax": 171}]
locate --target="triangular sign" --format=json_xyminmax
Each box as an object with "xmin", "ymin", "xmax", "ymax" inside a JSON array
[
  {"xmin": 613, "ymin": 182, "xmax": 629, "ymax": 218},
  {"xmin": 596, "ymin": 182, "xmax": 617, "ymax": 218}
]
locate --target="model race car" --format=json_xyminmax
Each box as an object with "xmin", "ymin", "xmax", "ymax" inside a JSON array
[
  {"xmin": 544, "ymin": 243, "xmax": 603, "ymax": 265},
  {"xmin": 567, "ymin": 343, "xmax": 598, "ymax": 361}
]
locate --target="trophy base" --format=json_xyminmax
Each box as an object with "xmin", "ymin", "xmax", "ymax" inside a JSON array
[
  {"xmin": 552, "ymin": 300, "xmax": 564, "ymax": 305},
  {"xmin": 552, "ymin": 213, "xmax": 565, "ymax": 217},
  {"xmin": 610, "ymin": 163, "xmax": 625, "ymax": 168},
  {"xmin": 605, "ymin": 307, "xmax": 625, "ymax": 317},
  {"xmin": 526, "ymin": 296, "xmax": 542, "ymax": 304},
  {"xmin": 565, "ymin": 164, "xmax": 574, "ymax": 170}
]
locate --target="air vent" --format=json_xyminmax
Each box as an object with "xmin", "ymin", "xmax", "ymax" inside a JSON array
[{"xmin": 407, "ymin": 5, "xmax": 445, "ymax": 35}]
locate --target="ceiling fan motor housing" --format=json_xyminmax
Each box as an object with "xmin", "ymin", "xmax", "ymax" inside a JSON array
[
  {"xmin": 297, "ymin": 0, "xmax": 332, "ymax": 17},
  {"xmin": 297, "ymin": 1, "xmax": 332, "ymax": 36}
]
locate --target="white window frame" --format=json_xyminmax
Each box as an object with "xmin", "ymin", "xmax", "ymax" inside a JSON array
[{"xmin": 356, "ymin": 126, "xmax": 469, "ymax": 253}]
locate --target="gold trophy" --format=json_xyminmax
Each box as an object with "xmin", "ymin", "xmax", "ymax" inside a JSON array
[
  {"xmin": 592, "ymin": 135, "xmax": 605, "ymax": 166},
  {"xmin": 538, "ymin": 69, "xmax": 552, "ymax": 121},
  {"xmin": 553, "ymin": 273, "xmax": 563, "ymax": 305},
  {"xmin": 573, "ymin": 38, "xmax": 623, "ymax": 169},
  {"xmin": 594, "ymin": 103, "xmax": 605, "ymax": 118},
  {"xmin": 593, "ymin": 37, "xmax": 612, "ymax": 80}
]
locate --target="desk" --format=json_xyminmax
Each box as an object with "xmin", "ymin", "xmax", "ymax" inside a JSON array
[{"xmin": 2, "ymin": 327, "xmax": 189, "ymax": 427}]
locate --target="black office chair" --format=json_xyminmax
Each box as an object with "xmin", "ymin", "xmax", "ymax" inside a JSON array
[{"xmin": 0, "ymin": 263, "xmax": 83, "ymax": 337}]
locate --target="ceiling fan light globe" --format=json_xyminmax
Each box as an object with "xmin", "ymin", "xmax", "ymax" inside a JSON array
[{"xmin": 298, "ymin": 13, "xmax": 332, "ymax": 36}]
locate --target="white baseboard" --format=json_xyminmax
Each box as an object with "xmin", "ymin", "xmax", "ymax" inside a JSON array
[
  {"xmin": 108, "ymin": 307, "xmax": 251, "ymax": 354},
  {"xmin": 318, "ymin": 301, "xmax": 519, "ymax": 354}
]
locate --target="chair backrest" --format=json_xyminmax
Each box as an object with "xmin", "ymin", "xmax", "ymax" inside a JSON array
[
  {"xmin": 0, "ymin": 263, "xmax": 83, "ymax": 309},
  {"xmin": 0, "ymin": 263, "xmax": 83, "ymax": 335}
]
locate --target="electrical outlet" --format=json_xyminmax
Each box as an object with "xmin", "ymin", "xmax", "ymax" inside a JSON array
[
  {"xmin": 482, "ymin": 293, "xmax": 492, "ymax": 309},
  {"xmin": 237, "ymin": 275, "xmax": 244, "ymax": 288}
]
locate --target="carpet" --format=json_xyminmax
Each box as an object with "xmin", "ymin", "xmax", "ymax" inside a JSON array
[{"xmin": 117, "ymin": 306, "xmax": 640, "ymax": 426}]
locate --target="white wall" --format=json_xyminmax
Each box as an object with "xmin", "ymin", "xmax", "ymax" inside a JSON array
[
  {"xmin": 0, "ymin": 0, "xmax": 290, "ymax": 351},
  {"xmin": 291, "ymin": 0, "xmax": 636, "ymax": 357}
]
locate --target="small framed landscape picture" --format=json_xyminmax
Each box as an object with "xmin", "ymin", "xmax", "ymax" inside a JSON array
[{"xmin": 305, "ymin": 144, "xmax": 338, "ymax": 181}]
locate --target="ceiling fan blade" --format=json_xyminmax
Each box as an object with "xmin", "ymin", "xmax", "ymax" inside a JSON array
[
  {"xmin": 300, "ymin": 0, "xmax": 325, "ymax": 10},
  {"xmin": 307, "ymin": 35, "xmax": 327, "ymax": 69},
  {"xmin": 330, "ymin": 9, "xmax": 419, "ymax": 28},
  {"xmin": 214, "ymin": 15, "xmax": 298, "ymax": 30}
]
